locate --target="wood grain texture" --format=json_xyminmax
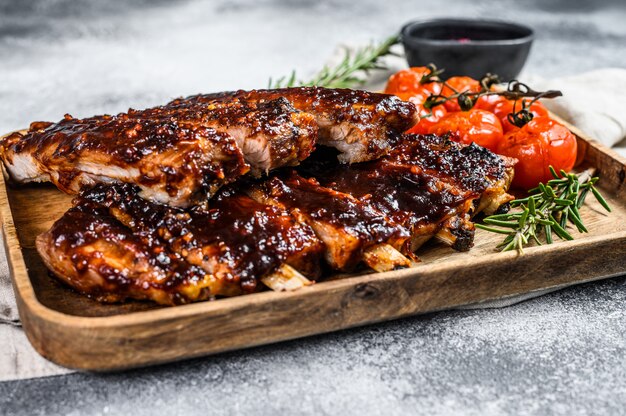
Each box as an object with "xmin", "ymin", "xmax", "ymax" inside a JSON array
[{"xmin": 1, "ymin": 119, "xmax": 625, "ymax": 371}]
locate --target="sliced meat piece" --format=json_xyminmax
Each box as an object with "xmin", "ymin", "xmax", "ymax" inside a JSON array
[
  {"xmin": 2, "ymin": 87, "xmax": 416, "ymax": 207},
  {"xmin": 160, "ymin": 96, "xmax": 318, "ymax": 174},
  {"xmin": 248, "ymin": 172, "xmax": 411, "ymax": 271},
  {"xmin": 382, "ymin": 134, "xmax": 515, "ymax": 249},
  {"xmin": 36, "ymin": 202, "xmax": 212, "ymax": 305},
  {"xmin": 176, "ymin": 87, "xmax": 419, "ymax": 163},
  {"xmin": 1, "ymin": 116, "xmax": 248, "ymax": 207}
]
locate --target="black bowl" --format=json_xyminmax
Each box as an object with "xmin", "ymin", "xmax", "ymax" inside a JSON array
[{"xmin": 401, "ymin": 18, "xmax": 534, "ymax": 81}]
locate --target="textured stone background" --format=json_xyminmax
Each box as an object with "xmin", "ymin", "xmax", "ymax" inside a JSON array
[{"xmin": 1, "ymin": 0, "xmax": 626, "ymax": 415}]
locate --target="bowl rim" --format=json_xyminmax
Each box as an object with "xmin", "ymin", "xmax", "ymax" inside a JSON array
[{"xmin": 401, "ymin": 18, "xmax": 534, "ymax": 46}]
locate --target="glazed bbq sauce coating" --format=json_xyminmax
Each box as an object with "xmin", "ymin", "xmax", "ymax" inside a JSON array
[
  {"xmin": 81, "ymin": 184, "xmax": 324, "ymax": 295},
  {"xmin": 186, "ymin": 87, "xmax": 417, "ymax": 132},
  {"xmin": 160, "ymin": 95, "xmax": 318, "ymax": 173},
  {"xmin": 2, "ymin": 113, "xmax": 248, "ymax": 207},
  {"xmin": 296, "ymin": 147, "xmax": 475, "ymax": 251},
  {"xmin": 390, "ymin": 134, "xmax": 509, "ymax": 196},
  {"xmin": 388, "ymin": 134, "xmax": 513, "ymax": 250},
  {"xmin": 179, "ymin": 87, "xmax": 419, "ymax": 163},
  {"xmin": 252, "ymin": 172, "xmax": 411, "ymax": 271},
  {"xmin": 37, "ymin": 200, "xmax": 208, "ymax": 305}
]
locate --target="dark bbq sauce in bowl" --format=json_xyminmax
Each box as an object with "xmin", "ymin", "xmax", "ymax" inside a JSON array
[{"xmin": 401, "ymin": 19, "xmax": 534, "ymax": 80}]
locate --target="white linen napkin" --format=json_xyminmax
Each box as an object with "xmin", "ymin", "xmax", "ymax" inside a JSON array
[
  {"xmin": 522, "ymin": 68, "xmax": 626, "ymax": 158},
  {"xmin": 1, "ymin": 63, "xmax": 625, "ymax": 382}
]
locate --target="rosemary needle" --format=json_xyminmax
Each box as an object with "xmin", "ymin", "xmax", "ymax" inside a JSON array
[
  {"xmin": 268, "ymin": 34, "xmax": 400, "ymax": 89},
  {"xmin": 475, "ymin": 167, "xmax": 611, "ymax": 253}
]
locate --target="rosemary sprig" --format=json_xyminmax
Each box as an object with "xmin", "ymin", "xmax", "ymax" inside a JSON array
[
  {"xmin": 475, "ymin": 167, "xmax": 611, "ymax": 253},
  {"xmin": 268, "ymin": 34, "xmax": 400, "ymax": 89}
]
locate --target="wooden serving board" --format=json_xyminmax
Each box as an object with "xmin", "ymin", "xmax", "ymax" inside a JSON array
[{"xmin": 1, "ymin": 116, "xmax": 625, "ymax": 371}]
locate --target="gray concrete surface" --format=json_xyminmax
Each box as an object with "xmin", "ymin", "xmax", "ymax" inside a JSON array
[{"xmin": 1, "ymin": 0, "xmax": 626, "ymax": 414}]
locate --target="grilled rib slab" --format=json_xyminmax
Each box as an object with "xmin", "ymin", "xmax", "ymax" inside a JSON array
[
  {"xmin": 298, "ymin": 134, "xmax": 515, "ymax": 252},
  {"xmin": 2, "ymin": 88, "xmax": 416, "ymax": 206},
  {"xmin": 387, "ymin": 134, "xmax": 515, "ymax": 250},
  {"xmin": 297, "ymin": 150, "xmax": 474, "ymax": 253},
  {"xmin": 37, "ymin": 184, "xmax": 324, "ymax": 304},
  {"xmin": 37, "ymin": 172, "xmax": 415, "ymax": 304}
]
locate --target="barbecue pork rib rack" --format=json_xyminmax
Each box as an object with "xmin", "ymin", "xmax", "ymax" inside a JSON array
[
  {"xmin": 0, "ymin": 87, "xmax": 417, "ymax": 207},
  {"xmin": 297, "ymin": 134, "xmax": 515, "ymax": 253},
  {"xmin": 36, "ymin": 133, "xmax": 514, "ymax": 306},
  {"xmin": 1, "ymin": 117, "xmax": 249, "ymax": 208},
  {"xmin": 37, "ymin": 184, "xmax": 325, "ymax": 305},
  {"xmin": 1, "ymin": 86, "xmax": 515, "ymax": 306}
]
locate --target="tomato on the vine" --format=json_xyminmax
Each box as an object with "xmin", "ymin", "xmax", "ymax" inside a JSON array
[
  {"xmin": 427, "ymin": 109, "xmax": 503, "ymax": 151},
  {"xmin": 396, "ymin": 92, "xmax": 448, "ymax": 135},
  {"xmin": 384, "ymin": 67, "xmax": 442, "ymax": 97},
  {"xmin": 474, "ymin": 93, "xmax": 507, "ymax": 112},
  {"xmin": 493, "ymin": 98, "xmax": 549, "ymax": 132},
  {"xmin": 496, "ymin": 116, "xmax": 577, "ymax": 189},
  {"xmin": 440, "ymin": 76, "xmax": 481, "ymax": 112}
]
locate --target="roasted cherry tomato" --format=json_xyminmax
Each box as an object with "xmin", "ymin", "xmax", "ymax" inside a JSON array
[
  {"xmin": 384, "ymin": 67, "xmax": 442, "ymax": 97},
  {"xmin": 396, "ymin": 92, "xmax": 448, "ymax": 135},
  {"xmin": 493, "ymin": 98, "xmax": 549, "ymax": 132},
  {"xmin": 440, "ymin": 76, "xmax": 481, "ymax": 112},
  {"xmin": 474, "ymin": 93, "xmax": 507, "ymax": 112},
  {"xmin": 427, "ymin": 109, "xmax": 503, "ymax": 151},
  {"xmin": 496, "ymin": 116, "xmax": 577, "ymax": 189}
]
